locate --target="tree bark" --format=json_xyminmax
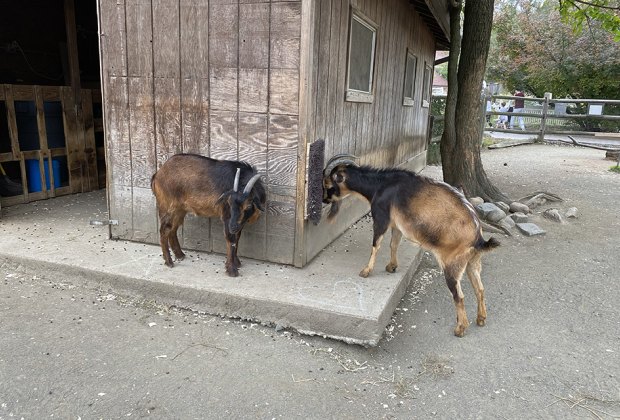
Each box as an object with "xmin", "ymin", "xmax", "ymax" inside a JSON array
[
  {"xmin": 441, "ymin": 0, "xmax": 511, "ymax": 203},
  {"xmin": 440, "ymin": 1, "xmax": 462, "ymax": 180}
]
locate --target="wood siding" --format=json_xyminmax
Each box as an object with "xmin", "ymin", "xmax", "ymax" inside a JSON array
[
  {"xmin": 98, "ymin": 0, "xmax": 439, "ymax": 267},
  {"xmin": 97, "ymin": 0, "xmax": 302, "ymax": 264},
  {"xmin": 300, "ymin": 0, "xmax": 436, "ymax": 265}
]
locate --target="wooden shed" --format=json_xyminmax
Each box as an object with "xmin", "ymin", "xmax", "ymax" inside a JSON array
[{"xmin": 96, "ymin": 0, "xmax": 450, "ymax": 267}]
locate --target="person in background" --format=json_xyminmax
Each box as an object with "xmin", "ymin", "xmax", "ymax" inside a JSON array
[
  {"xmin": 496, "ymin": 101, "xmax": 509, "ymax": 129},
  {"xmin": 510, "ymin": 89, "xmax": 526, "ymax": 130},
  {"xmin": 486, "ymin": 99, "xmax": 493, "ymax": 127}
]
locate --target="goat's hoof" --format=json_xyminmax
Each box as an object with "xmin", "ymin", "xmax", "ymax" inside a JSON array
[
  {"xmin": 164, "ymin": 260, "xmax": 174, "ymax": 268},
  {"xmin": 175, "ymin": 252, "xmax": 186, "ymax": 261},
  {"xmin": 385, "ymin": 263, "xmax": 397, "ymax": 273},
  {"xmin": 359, "ymin": 268, "xmax": 371, "ymax": 278},
  {"xmin": 226, "ymin": 268, "xmax": 239, "ymax": 277},
  {"xmin": 453, "ymin": 326, "xmax": 466, "ymax": 337},
  {"xmin": 476, "ymin": 317, "xmax": 486, "ymax": 327}
]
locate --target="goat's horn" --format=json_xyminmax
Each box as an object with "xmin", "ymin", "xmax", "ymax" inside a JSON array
[
  {"xmin": 243, "ymin": 173, "xmax": 262, "ymax": 194},
  {"xmin": 324, "ymin": 154, "xmax": 358, "ymax": 177},
  {"xmin": 325, "ymin": 153, "xmax": 358, "ymax": 167},
  {"xmin": 233, "ymin": 168, "xmax": 241, "ymax": 192}
]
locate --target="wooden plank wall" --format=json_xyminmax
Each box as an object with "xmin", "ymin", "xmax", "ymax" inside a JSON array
[
  {"xmin": 97, "ymin": 0, "xmax": 302, "ymax": 265},
  {"xmin": 310, "ymin": 0, "xmax": 435, "ymax": 166},
  {"xmin": 301, "ymin": 0, "xmax": 437, "ymax": 265}
]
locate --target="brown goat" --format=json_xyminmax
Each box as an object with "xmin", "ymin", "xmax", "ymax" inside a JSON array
[
  {"xmin": 323, "ymin": 157, "xmax": 499, "ymax": 337},
  {"xmin": 151, "ymin": 154, "xmax": 265, "ymax": 277}
]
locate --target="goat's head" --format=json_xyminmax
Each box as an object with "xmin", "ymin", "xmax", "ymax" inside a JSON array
[
  {"xmin": 218, "ymin": 168, "xmax": 264, "ymax": 234},
  {"xmin": 323, "ymin": 154, "xmax": 357, "ymax": 221}
]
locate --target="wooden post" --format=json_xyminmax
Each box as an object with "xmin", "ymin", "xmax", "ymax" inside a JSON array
[
  {"xmin": 538, "ymin": 92, "xmax": 551, "ymax": 143},
  {"xmin": 64, "ymin": 0, "xmax": 88, "ymax": 193}
]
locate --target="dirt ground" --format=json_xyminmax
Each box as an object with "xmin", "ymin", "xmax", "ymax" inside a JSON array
[{"xmin": 1, "ymin": 143, "xmax": 619, "ymax": 419}]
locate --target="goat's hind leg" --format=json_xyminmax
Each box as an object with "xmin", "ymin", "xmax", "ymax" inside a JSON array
[
  {"xmin": 158, "ymin": 213, "xmax": 175, "ymax": 267},
  {"xmin": 444, "ymin": 261, "xmax": 470, "ymax": 337},
  {"xmin": 385, "ymin": 227, "xmax": 402, "ymax": 273},
  {"xmin": 466, "ymin": 253, "xmax": 487, "ymax": 326},
  {"xmin": 168, "ymin": 212, "xmax": 187, "ymax": 262}
]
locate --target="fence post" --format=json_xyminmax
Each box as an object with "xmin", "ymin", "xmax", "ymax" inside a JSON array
[{"xmin": 538, "ymin": 92, "xmax": 551, "ymax": 143}]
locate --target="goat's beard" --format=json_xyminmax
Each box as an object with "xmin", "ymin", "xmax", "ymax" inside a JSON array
[{"xmin": 327, "ymin": 201, "xmax": 340, "ymax": 221}]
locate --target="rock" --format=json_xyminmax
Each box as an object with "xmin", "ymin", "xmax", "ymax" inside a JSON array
[
  {"xmin": 516, "ymin": 223, "xmax": 546, "ymax": 236},
  {"xmin": 565, "ymin": 207, "xmax": 578, "ymax": 218},
  {"xmin": 495, "ymin": 201, "xmax": 510, "ymax": 213},
  {"xmin": 510, "ymin": 212, "xmax": 528, "ymax": 223},
  {"xmin": 476, "ymin": 203, "xmax": 506, "ymax": 222},
  {"xmin": 487, "ymin": 209, "xmax": 507, "ymax": 223},
  {"xmin": 543, "ymin": 208, "xmax": 565, "ymax": 224},
  {"xmin": 498, "ymin": 216, "xmax": 515, "ymax": 231},
  {"xmin": 523, "ymin": 193, "xmax": 547, "ymax": 209},
  {"xmin": 510, "ymin": 202, "xmax": 530, "ymax": 214},
  {"xmin": 605, "ymin": 150, "xmax": 619, "ymax": 161},
  {"xmin": 469, "ymin": 197, "xmax": 484, "ymax": 207}
]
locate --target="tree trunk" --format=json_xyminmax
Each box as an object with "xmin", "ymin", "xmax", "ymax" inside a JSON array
[
  {"xmin": 441, "ymin": 0, "xmax": 510, "ymax": 203},
  {"xmin": 439, "ymin": 1, "xmax": 462, "ymax": 180}
]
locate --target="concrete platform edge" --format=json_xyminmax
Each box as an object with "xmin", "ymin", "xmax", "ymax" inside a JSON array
[{"xmin": 1, "ymin": 247, "xmax": 425, "ymax": 346}]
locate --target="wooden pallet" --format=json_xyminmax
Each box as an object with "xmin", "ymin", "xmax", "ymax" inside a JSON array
[{"xmin": 0, "ymin": 84, "xmax": 103, "ymax": 208}]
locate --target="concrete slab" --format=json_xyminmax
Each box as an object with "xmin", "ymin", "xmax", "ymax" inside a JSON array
[{"xmin": 0, "ymin": 190, "xmax": 423, "ymax": 346}]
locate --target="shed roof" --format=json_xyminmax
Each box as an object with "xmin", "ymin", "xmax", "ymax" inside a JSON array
[{"xmin": 410, "ymin": 0, "xmax": 451, "ymax": 50}]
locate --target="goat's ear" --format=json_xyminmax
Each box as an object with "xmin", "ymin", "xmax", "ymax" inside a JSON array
[
  {"xmin": 253, "ymin": 196, "xmax": 265, "ymax": 212},
  {"xmin": 332, "ymin": 172, "xmax": 345, "ymax": 184}
]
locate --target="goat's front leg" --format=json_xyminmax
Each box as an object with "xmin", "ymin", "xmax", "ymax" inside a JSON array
[
  {"xmin": 233, "ymin": 231, "xmax": 242, "ymax": 267},
  {"xmin": 385, "ymin": 227, "xmax": 402, "ymax": 273},
  {"xmin": 360, "ymin": 209, "xmax": 390, "ymax": 278},
  {"xmin": 223, "ymin": 227, "xmax": 239, "ymax": 277}
]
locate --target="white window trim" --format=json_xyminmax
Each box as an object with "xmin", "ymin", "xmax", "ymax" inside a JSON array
[
  {"xmin": 422, "ymin": 63, "xmax": 432, "ymax": 108},
  {"xmin": 345, "ymin": 11, "xmax": 377, "ymax": 103},
  {"xmin": 402, "ymin": 49, "xmax": 417, "ymax": 107}
]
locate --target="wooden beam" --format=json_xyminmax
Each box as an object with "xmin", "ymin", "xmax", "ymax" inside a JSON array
[{"xmin": 64, "ymin": 0, "xmax": 81, "ymax": 105}]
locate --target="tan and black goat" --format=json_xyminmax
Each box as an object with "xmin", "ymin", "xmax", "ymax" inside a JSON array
[
  {"xmin": 323, "ymin": 156, "xmax": 499, "ymax": 337},
  {"xmin": 151, "ymin": 154, "xmax": 265, "ymax": 277}
]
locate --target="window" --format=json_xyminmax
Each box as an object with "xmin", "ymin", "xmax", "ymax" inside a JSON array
[
  {"xmin": 402, "ymin": 50, "xmax": 417, "ymax": 106},
  {"xmin": 422, "ymin": 63, "xmax": 432, "ymax": 108},
  {"xmin": 346, "ymin": 12, "xmax": 377, "ymax": 103}
]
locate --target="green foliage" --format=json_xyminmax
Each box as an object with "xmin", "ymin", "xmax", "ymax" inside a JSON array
[
  {"xmin": 558, "ymin": 0, "xmax": 620, "ymax": 41},
  {"xmin": 609, "ymin": 165, "xmax": 620, "ymax": 174},
  {"xmin": 426, "ymin": 141, "xmax": 442, "ymax": 165},
  {"xmin": 488, "ymin": 1, "xmax": 620, "ymax": 100},
  {"xmin": 431, "ymin": 96, "xmax": 447, "ymax": 138}
]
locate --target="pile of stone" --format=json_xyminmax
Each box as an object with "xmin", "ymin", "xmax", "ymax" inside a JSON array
[{"xmin": 468, "ymin": 192, "xmax": 577, "ymax": 237}]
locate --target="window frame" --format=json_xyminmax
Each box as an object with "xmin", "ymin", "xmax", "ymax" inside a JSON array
[
  {"xmin": 402, "ymin": 49, "xmax": 417, "ymax": 107},
  {"xmin": 422, "ymin": 62, "xmax": 432, "ymax": 108},
  {"xmin": 345, "ymin": 10, "xmax": 378, "ymax": 103}
]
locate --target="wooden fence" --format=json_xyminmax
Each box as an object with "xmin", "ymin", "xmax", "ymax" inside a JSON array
[
  {"xmin": 0, "ymin": 84, "xmax": 104, "ymax": 208},
  {"xmin": 483, "ymin": 94, "xmax": 620, "ymax": 142}
]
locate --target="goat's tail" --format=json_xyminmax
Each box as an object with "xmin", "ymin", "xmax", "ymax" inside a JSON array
[{"xmin": 474, "ymin": 236, "xmax": 500, "ymax": 252}]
